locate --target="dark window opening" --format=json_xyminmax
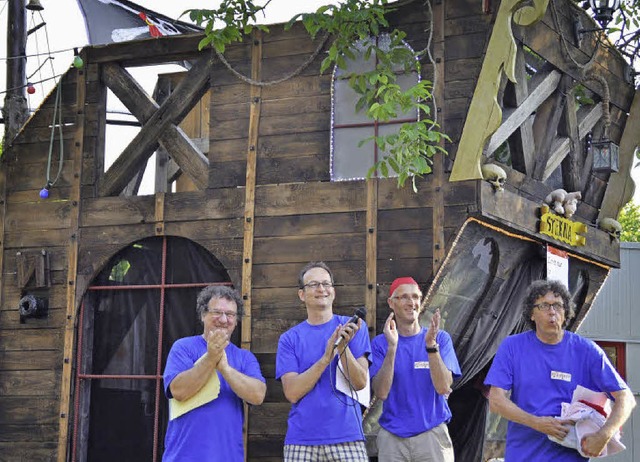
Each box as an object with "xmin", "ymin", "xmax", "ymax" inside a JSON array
[{"xmin": 70, "ymin": 236, "xmax": 232, "ymax": 462}]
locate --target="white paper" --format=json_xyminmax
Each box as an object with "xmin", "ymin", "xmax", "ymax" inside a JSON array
[{"xmin": 336, "ymin": 359, "xmax": 371, "ymax": 407}]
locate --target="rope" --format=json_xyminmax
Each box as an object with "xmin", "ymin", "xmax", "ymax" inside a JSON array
[
  {"xmin": 583, "ymin": 73, "xmax": 611, "ymax": 138},
  {"xmin": 550, "ymin": 0, "xmax": 600, "ymax": 70},
  {"xmin": 214, "ymin": 32, "xmax": 330, "ymax": 87},
  {"xmin": 416, "ymin": 0, "xmax": 438, "ymax": 130},
  {"xmin": 45, "ymin": 81, "xmax": 65, "ymax": 189}
]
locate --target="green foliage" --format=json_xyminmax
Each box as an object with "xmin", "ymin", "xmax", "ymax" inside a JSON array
[
  {"xmin": 186, "ymin": 0, "xmax": 270, "ymax": 52},
  {"xmin": 618, "ymin": 201, "xmax": 640, "ymax": 242},
  {"xmin": 189, "ymin": 0, "xmax": 448, "ymax": 189}
]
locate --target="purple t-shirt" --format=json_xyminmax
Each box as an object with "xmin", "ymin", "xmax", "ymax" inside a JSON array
[{"xmin": 162, "ymin": 335, "xmax": 265, "ymax": 461}]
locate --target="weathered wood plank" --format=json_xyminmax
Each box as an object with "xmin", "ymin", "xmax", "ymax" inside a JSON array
[
  {"xmin": 165, "ymin": 189, "xmax": 245, "ymax": 221},
  {"xmin": 248, "ymin": 403, "xmax": 290, "ymax": 436},
  {"xmin": 4, "ymin": 200, "xmax": 73, "ymax": 232},
  {"xmin": 0, "ymin": 424, "xmax": 58, "ymax": 442},
  {"xmin": 5, "ymin": 159, "xmax": 75, "ymax": 192},
  {"xmin": 0, "ymin": 350, "xmax": 61, "ymax": 371},
  {"xmin": 0, "ymin": 329, "xmax": 62, "ymax": 351},
  {"xmin": 251, "ymin": 260, "xmax": 366, "ymax": 289},
  {"xmin": 3, "ymin": 228, "xmax": 71, "ymax": 249},
  {"xmin": 164, "ymin": 219, "xmax": 243, "ymax": 241},
  {"xmin": 0, "ymin": 370, "xmax": 60, "ymax": 396},
  {"xmin": 0, "ymin": 397, "xmax": 58, "ymax": 424},
  {"xmin": 365, "ymin": 178, "xmax": 378, "ymax": 329},
  {"xmin": 532, "ymin": 74, "xmax": 572, "ymax": 180},
  {"xmin": 254, "ymin": 182, "xmax": 367, "ymax": 217},
  {"xmin": 254, "ymin": 212, "xmax": 365, "ymax": 238},
  {"xmin": 80, "ymin": 195, "xmax": 155, "ymax": 228},
  {"xmin": 252, "ymin": 234, "xmax": 366, "ymax": 264},
  {"xmin": 84, "ymin": 34, "xmax": 205, "ymax": 65}
]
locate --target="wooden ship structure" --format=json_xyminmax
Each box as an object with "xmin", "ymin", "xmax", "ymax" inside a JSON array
[{"xmin": 0, "ymin": 0, "xmax": 638, "ymax": 460}]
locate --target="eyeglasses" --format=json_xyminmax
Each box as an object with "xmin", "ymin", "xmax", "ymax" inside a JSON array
[
  {"xmin": 534, "ymin": 302, "xmax": 564, "ymax": 312},
  {"xmin": 391, "ymin": 294, "xmax": 421, "ymax": 302},
  {"xmin": 207, "ymin": 309, "xmax": 238, "ymax": 320},
  {"xmin": 303, "ymin": 281, "xmax": 333, "ymax": 290}
]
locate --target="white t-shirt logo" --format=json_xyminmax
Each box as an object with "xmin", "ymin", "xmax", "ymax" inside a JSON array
[
  {"xmin": 550, "ymin": 371, "xmax": 571, "ymax": 382},
  {"xmin": 414, "ymin": 361, "xmax": 430, "ymax": 369}
]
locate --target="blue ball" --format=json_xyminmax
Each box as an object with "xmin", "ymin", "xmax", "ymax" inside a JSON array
[{"xmin": 39, "ymin": 188, "xmax": 49, "ymax": 199}]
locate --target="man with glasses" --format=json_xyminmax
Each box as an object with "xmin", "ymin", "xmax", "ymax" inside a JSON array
[
  {"xmin": 162, "ymin": 285, "xmax": 266, "ymax": 461},
  {"xmin": 276, "ymin": 261, "xmax": 371, "ymax": 461},
  {"xmin": 485, "ymin": 279, "xmax": 635, "ymax": 461},
  {"xmin": 370, "ymin": 277, "xmax": 461, "ymax": 462}
]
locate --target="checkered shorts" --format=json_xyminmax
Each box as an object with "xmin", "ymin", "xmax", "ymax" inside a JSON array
[{"xmin": 284, "ymin": 440, "xmax": 369, "ymax": 461}]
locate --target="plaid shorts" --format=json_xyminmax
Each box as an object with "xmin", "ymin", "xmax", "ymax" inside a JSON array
[{"xmin": 284, "ymin": 440, "xmax": 369, "ymax": 462}]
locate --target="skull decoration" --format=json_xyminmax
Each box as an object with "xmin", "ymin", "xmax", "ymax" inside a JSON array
[
  {"xmin": 598, "ymin": 217, "xmax": 622, "ymax": 242},
  {"xmin": 481, "ymin": 163, "xmax": 507, "ymax": 192}
]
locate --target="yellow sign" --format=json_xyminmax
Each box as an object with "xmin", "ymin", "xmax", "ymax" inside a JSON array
[{"xmin": 539, "ymin": 205, "xmax": 587, "ymax": 246}]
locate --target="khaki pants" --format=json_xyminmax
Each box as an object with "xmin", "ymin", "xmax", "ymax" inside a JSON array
[{"xmin": 377, "ymin": 424, "xmax": 455, "ymax": 462}]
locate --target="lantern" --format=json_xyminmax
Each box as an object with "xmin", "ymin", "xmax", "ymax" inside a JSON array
[
  {"xmin": 588, "ymin": 0, "xmax": 621, "ymax": 29},
  {"xmin": 590, "ymin": 138, "xmax": 619, "ymax": 173}
]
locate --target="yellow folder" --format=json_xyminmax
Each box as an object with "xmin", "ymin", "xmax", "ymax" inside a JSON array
[{"xmin": 169, "ymin": 356, "xmax": 221, "ymax": 420}]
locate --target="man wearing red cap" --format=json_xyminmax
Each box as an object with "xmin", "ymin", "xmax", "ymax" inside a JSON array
[{"xmin": 371, "ymin": 277, "xmax": 461, "ymax": 462}]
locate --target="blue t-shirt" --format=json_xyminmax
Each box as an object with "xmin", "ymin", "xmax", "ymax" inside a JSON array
[
  {"xmin": 370, "ymin": 328, "xmax": 461, "ymax": 437},
  {"xmin": 485, "ymin": 330, "xmax": 628, "ymax": 462},
  {"xmin": 162, "ymin": 335, "xmax": 265, "ymax": 462},
  {"xmin": 276, "ymin": 314, "xmax": 372, "ymax": 445}
]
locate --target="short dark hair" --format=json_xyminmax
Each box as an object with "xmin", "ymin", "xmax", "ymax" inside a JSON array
[
  {"xmin": 196, "ymin": 285, "xmax": 243, "ymax": 319},
  {"xmin": 523, "ymin": 279, "xmax": 575, "ymax": 329},
  {"xmin": 298, "ymin": 261, "xmax": 334, "ymax": 289}
]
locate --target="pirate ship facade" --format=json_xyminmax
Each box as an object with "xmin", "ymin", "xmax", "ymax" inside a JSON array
[{"xmin": 0, "ymin": 0, "xmax": 638, "ymax": 460}]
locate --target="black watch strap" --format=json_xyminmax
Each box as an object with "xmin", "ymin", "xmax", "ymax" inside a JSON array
[{"xmin": 426, "ymin": 344, "xmax": 439, "ymax": 353}]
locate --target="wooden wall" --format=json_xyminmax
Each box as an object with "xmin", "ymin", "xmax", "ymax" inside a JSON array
[{"xmin": 0, "ymin": 63, "xmax": 99, "ymax": 459}]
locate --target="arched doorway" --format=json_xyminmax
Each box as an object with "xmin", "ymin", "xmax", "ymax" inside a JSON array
[{"xmin": 70, "ymin": 236, "xmax": 233, "ymax": 461}]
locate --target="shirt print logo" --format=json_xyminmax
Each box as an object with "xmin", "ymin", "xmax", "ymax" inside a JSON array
[
  {"xmin": 414, "ymin": 361, "xmax": 430, "ymax": 369},
  {"xmin": 550, "ymin": 371, "xmax": 571, "ymax": 382}
]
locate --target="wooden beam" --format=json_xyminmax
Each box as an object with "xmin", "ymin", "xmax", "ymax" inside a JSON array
[
  {"xmin": 241, "ymin": 31, "xmax": 262, "ymax": 351},
  {"xmin": 486, "ymin": 69, "xmax": 561, "ymax": 157},
  {"xmin": 532, "ymin": 74, "xmax": 572, "ymax": 180},
  {"xmin": 599, "ymin": 89, "xmax": 640, "ymax": 220},
  {"xmin": 541, "ymin": 102, "xmax": 603, "ymax": 181},
  {"xmin": 155, "ymin": 192, "xmax": 165, "ymax": 236},
  {"xmin": 241, "ymin": 29, "xmax": 262, "ymax": 457},
  {"xmin": 99, "ymin": 55, "xmax": 214, "ymax": 196},
  {"xmin": 84, "ymin": 34, "xmax": 205, "ymax": 66},
  {"xmin": 432, "ymin": 0, "xmax": 446, "ymax": 273},
  {"xmin": 0, "ymin": 157, "xmax": 6, "ymax": 321},
  {"xmin": 101, "ymin": 63, "xmax": 209, "ymax": 190},
  {"xmin": 365, "ymin": 178, "xmax": 377, "ymax": 333},
  {"xmin": 560, "ymin": 87, "xmax": 584, "ymax": 191},
  {"xmin": 57, "ymin": 67, "xmax": 86, "ymax": 462},
  {"xmin": 121, "ymin": 159, "xmax": 147, "ymax": 197}
]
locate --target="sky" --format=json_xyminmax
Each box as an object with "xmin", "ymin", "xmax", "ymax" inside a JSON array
[{"xmin": 0, "ymin": 0, "xmax": 638, "ymax": 202}]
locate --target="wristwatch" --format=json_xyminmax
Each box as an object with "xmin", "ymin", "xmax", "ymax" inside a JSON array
[{"xmin": 426, "ymin": 344, "xmax": 439, "ymax": 354}]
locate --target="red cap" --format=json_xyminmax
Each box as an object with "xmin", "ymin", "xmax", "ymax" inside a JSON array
[{"xmin": 389, "ymin": 277, "xmax": 418, "ymax": 297}]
